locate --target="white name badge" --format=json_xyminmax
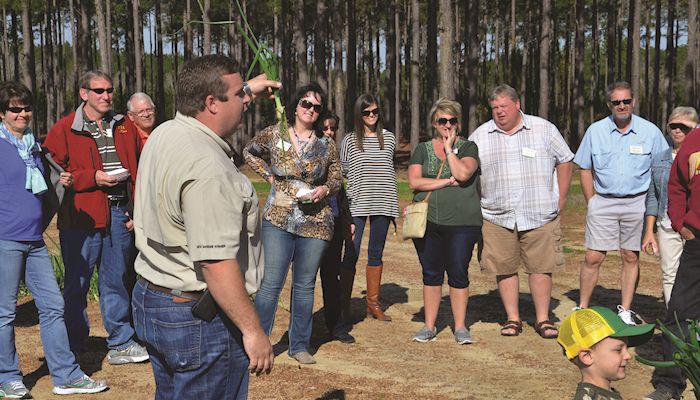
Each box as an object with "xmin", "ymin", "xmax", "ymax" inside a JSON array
[
  {"xmin": 630, "ymin": 145, "xmax": 643, "ymax": 155},
  {"xmin": 522, "ymin": 147, "xmax": 536, "ymax": 158},
  {"xmin": 276, "ymin": 139, "xmax": 292, "ymax": 151},
  {"xmin": 104, "ymin": 128, "xmax": 113, "ymax": 138}
]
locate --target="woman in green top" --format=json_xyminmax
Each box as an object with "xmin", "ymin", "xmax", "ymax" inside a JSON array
[{"xmin": 407, "ymin": 98, "xmax": 482, "ymax": 345}]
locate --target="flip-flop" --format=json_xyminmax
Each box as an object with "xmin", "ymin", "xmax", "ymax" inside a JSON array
[
  {"xmin": 535, "ymin": 320, "xmax": 558, "ymax": 339},
  {"xmin": 500, "ymin": 320, "xmax": 523, "ymax": 336}
]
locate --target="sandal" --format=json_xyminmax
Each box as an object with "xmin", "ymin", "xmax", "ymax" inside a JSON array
[
  {"xmin": 500, "ymin": 320, "xmax": 523, "ymax": 337},
  {"xmin": 535, "ymin": 320, "xmax": 559, "ymax": 339}
]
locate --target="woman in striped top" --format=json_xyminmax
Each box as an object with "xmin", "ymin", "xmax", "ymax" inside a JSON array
[{"xmin": 340, "ymin": 94, "xmax": 399, "ymax": 321}]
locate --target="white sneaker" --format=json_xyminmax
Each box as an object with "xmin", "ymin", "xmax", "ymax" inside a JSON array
[
  {"xmin": 617, "ymin": 305, "xmax": 637, "ymax": 325},
  {"xmin": 571, "ymin": 306, "xmax": 582, "ymax": 311}
]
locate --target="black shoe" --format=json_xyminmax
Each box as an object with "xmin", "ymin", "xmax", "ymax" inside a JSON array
[{"xmin": 333, "ymin": 331, "xmax": 356, "ymax": 344}]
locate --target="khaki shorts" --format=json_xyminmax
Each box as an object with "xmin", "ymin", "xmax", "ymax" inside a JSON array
[{"xmin": 480, "ymin": 217, "xmax": 565, "ymax": 275}]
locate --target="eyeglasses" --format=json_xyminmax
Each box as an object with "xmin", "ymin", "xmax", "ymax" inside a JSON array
[
  {"xmin": 322, "ymin": 125, "xmax": 337, "ymax": 132},
  {"xmin": 609, "ymin": 98, "xmax": 632, "ymax": 106},
  {"xmin": 669, "ymin": 123, "xmax": 693, "ymax": 134},
  {"xmin": 86, "ymin": 87, "xmax": 114, "ymax": 95},
  {"xmin": 6, "ymin": 106, "xmax": 32, "ymax": 113},
  {"xmin": 298, "ymin": 99, "xmax": 322, "ymax": 113},
  {"xmin": 133, "ymin": 107, "xmax": 155, "ymax": 117},
  {"xmin": 362, "ymin": 108, "xmax": 379, "ymax": 117},
  {"xmin": 437, "ymin": 117, "xmax": 459, "ymax": 126}
]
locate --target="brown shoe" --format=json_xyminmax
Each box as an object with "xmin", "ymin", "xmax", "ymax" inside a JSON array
[{"xmin": 366, "ymin": 265, "xmax": 391, "ymax": 321}]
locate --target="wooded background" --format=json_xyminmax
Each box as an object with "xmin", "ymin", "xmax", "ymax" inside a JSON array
[{"xmin": 1, "ymin": 0, "xmax": 698, "ymax": 152}]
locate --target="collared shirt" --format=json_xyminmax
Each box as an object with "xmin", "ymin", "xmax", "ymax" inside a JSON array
[
  {"xmin": 468, "ymin": 112, "xmax": 574, "ymax": 231},
  {"xmin": 574, "ymin": 114, "xmax": 668, "ymax": 197},
  {"xmin": 134, "ymin": 112, "xmax": 263, "ymax": 294}
]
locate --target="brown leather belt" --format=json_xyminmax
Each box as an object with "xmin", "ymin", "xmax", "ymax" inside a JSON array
[{"xmin": 138, "ymin": 277, "xmax": 204, "ymax": 303}]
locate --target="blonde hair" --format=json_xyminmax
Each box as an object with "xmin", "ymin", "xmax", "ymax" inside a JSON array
[
  {"xmin": 668, "ymin": 106, "xmax": 699, "ymax": 128},
  {"xmin": 428, "ymin": 98, "xmax": 462, "ymax": 138}
]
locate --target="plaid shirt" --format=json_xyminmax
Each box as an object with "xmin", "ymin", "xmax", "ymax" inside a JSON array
[{"xmin": 468, "ymin": 112, "xmax": 574, "ymax": 231}]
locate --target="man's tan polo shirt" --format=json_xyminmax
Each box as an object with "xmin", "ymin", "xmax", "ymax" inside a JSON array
[{"xmin": 134, "ymin": 112, "xmax": 263, "ymax": 294}]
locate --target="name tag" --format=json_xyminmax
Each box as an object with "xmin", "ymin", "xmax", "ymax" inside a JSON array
[
  {"xmin": 276, "ymin": 139, "xmax": 292, "ymax": 151},
  {"xmin": 630, "ymin": 145, "xmax": 643, "ymax": 155},
  {"xmin": 104, "ymin": 128, "xmax": 113, "ymax": 138},
  {"xmin": 522, "ymin": 147, "xmax": 536, "ymax": 158}
]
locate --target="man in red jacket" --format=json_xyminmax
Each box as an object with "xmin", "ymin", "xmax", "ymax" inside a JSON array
[
  {"xmin": 44, "ymin": 70, "xmax": 147, "ymax": 365},
  {"xmin": 646, "ymin": 123, "xmax": 700, "ymax": 400}
]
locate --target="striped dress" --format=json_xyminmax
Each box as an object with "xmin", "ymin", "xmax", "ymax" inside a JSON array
[{"xmin": 340, "ymin": 129, "xmax": 399, "ymax": 218}]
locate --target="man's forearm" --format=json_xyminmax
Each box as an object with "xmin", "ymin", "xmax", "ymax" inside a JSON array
[
  {"xmin": 556, "ymin": 162, "xmax": 573, "ymax": 210},
  {"xmin": 579, "ymin": 169, "xmax": 595, "ymax": 202}
]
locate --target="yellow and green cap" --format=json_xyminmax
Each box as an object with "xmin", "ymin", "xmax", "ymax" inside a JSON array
[{"xmin": 557, "ymin": 306, "xmax": 655, "ymax": 360}]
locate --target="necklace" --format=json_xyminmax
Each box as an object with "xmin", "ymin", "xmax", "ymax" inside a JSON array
[{"xmin": 292, "ymin": 125, "xmax": 314, "ymax": 152}]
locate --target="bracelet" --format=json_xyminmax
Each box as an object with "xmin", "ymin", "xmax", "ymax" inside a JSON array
[{"xmin": 242, "ymin": 81, "xmax": 253, "ymax": 98}]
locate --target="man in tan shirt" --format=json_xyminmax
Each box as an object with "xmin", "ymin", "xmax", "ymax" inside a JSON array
[{"xmin": 132, "ymin": 54, "xmax": 280, "ymax": 399}]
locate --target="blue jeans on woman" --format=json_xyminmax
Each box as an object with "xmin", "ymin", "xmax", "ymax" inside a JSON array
[
  {"xmin": 0, "ymin": 239, "xmax": 84, "ymax": 386},
  {"xmin": 254, "ymin": 220, "xmax": 329, "ymax": 355},
  {"xmin": 132, "ymin": 279, "xmax": 249, "ymax": 400},
  {"xmin": 349, "ymin": 215, "xmax": 391, "ymax": 267},
  {"xmin": 59, "ymin": 205, "xmax": 137, "ymax": 352}
]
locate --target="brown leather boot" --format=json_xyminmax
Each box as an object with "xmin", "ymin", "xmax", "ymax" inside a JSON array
[{"xmin": 365, "ymin": 265, "xmax": 391, "ymax": 321}]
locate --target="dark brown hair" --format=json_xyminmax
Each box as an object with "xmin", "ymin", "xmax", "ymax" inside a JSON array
[
  {"xmin": 352, "ymin": 93, "xmax": 383, "ymax": 151},
  {"xmin": 0, "ymin": 81, "xmax": 34, "ymax": 113},
  {"xmin": 287, "ymin": 82, "xmax": 328, "ymax": 137},
  {"xmin": 176, "ymin": 55, "xmax": 241, "ymax": 117}
]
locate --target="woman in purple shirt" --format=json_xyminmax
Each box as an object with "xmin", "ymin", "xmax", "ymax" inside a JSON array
[{"xmin": 0, "ymin": 81, "xmax": 107, "ymax": 397}]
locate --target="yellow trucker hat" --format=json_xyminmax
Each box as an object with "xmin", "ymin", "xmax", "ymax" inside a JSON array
[{"xmin": 557, "ymin": 306, "xmax": 655, "ymax": 359}]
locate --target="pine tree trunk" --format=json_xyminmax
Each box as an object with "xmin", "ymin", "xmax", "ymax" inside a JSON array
[
  {"xmin": 685, "ymin": 0, "xmax": 698, "ymax": 107},
  {"xmin": 21, "ymin": 0, "xmax": 36, "ymax": 102},
  {"xmin": 184, "ymin": 0, "xmax": 192, "ymax": 61},
  {"xmin": 202, "ymin": 0, "xmax": 210, "ymax": 55},
  {"xmin": 393, "ymin": 0, "xmax": 401, "ymax": 141},
  {"xmin": 133, "ymin": 0, "xmax": 143, "ymax": 91},
  {"xmin": 294, "ymin": 0, "xmax": 309, "ymax": 85},
  {"xmin": 538, "ymin": 0, "xmax": 551, "ymax": 118},
  {"xmin": 410, "ymin": 0, "xmax": 421, "ymax": 150},
  {"xmin": 630, "ymin": 0, "xmax": 641, "ymax": 114},
  {"xmin": 155, "ymin": 0, "xmax": 164, "ymax": 123},
  {"xmin": 314, "ymin": 0, "xmax": 328, "ymax": 92},
  {"xmin": 572, "ymin": 0, "xmax": 585, "ymax": 149},
  {"xmin": 346, "ymin": 0, "xmax": 357, "ymax": 124},
  {"xmin": 664, "ymin": 0, "xmax": 676, "ymax": 128},
  {"xmin": 10, "ymin": 8, "xmax": 20, "ymax": 82},
  {"xmin": 466, "ymin": 0, "xmax": 479, "ymax": 133},
  {"xmin": 426, "ymin": 0, "xmax": 437, "ymax": 105},
  {"xmin": 333, "ymin": 0, "xmax": 345, "ymax": 139},
  {"xmin": 652, "ymin": 0, "xmax": 661, "ymax": 124},
  {"xmin": 438, "ymin": 0, "xmax": 455, "ymax": 99},
  {"xmin": 95, "ymin": 0, "xmax": 110, "ymax": 73},
  {"xmin": 606, "ymin": 0, "xmax": 616, "ymax": 87}
]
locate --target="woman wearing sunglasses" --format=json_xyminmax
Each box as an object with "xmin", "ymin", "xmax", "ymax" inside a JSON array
[
  {"xmin": 340, "ymin": 94, "xmax": 399, "ymax": 322},
  {"xmin": 642, "ymin": 106, "xmax": 699, "ymax": 305},
  {"xmin": 244, "ymin": 83, "xmax": 342, "ymax": 365},
  {"xmin": 0, "ymin": 81, "xmax": 107, "ymax": 397},
  {"xmin": 407, "ymin": 98, "xmax": 481, "ymax": 344}
]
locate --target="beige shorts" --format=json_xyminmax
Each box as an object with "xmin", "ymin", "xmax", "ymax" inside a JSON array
[{"xmin": 480, "ymin": 216, "xmax": 565, "ymax": 275}]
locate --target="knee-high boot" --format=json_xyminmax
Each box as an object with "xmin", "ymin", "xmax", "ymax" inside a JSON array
[{"xmin": 366, "ymin": 265, "xmax": 391, "ymax": 321}]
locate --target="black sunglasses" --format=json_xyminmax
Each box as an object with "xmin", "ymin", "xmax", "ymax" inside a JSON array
[
  {"xmin": 322, "ymin": 125, "xmax": 337, "ymax": 132},
  {"xmin": 6, "ymin": 106, "xmax": 32, "ymax": 113},
  {"xmin": 610, "ymin": 98, "xmax": 632, "ymax": 106},
  {"xmin": 669, "ymin": 123, "xmax": 693, "ymax": 133},
  {"xmin": 298, "ymin": 99, "xmax": 322, "ymax": 113},
  {"xmin": 86, "ymin": 87, "xmax": 114, "ymax": 95},
  {"xmin": 362, "ymin": 108, "xmax": 379, "ymax": 117},
  {"xmin": 437, "ymin": 117, "xmax": 459, "ymax": 126}
]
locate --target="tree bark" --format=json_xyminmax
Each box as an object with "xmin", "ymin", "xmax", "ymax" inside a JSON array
[
  {"xmin": 202, "ymin": 0, "xmax": 211, "ymax": 55},
  {"xmin": 184, "ymin": 0, "xmax": 192, "ymax": 61},
  {"xmin": 606, "ymin": 0, "xmax": 616, "ymax": 87},
  {"xmin": 132, "ymin": 0, "xmax": 143, "ymax": 92},
  {"xmin": 664, "ymin": 0, "xmax": 677, "ymax": 128},
  {"xmin": 686, "ymin": 0, "xmax": 698, "ymax": 107},
  {"xmin": 644, "ymin": 2, "xmax": 650, "ymax": 117},
  {"xmin": 426, "ymin": 0, "xmax": 437, "ymax": 105},
  {"xmin": 629, "ymin": 0, "xmax": 641, "ymax": 114},
  {"xmin": 155, "ymin": 0, "xmax": 165, "ymax": 123},
  {"xmin": 21, "ymin": 0, "xmax": 36, "ymax": 103},
  {"xmin": 95, "ymin": 0, "xmax": 110, "ymax": 73},
  {"xmin": 538, "ymin": 0, "xmax": 552, "ymax": 118},
  {"xmin": 572, "ymin": 0, "xmax": 585, "ymax": 148},
  {"xmin": 438, "ymin": 0, "xmax": 455, "ymax": 99},
  {"xmin": 10, "ymin": 8, "xmax": 20, "ymax": 82},
  {"xmin": 294, "ymin": 0, "xmax": 309, "ymax": 85},
  {"xmin": 410, "ymin": 0, "xmax": 421, "ymax": 150},
  {"xmin": 346, "ymin": 0, "xmax": 356, "ymax": 124},
  {"xmin": 314, "ymin": 0, "xmax": 328, "ymax": 92},
  {"xmin": 466, "ymin": 0, "xmax": 479, "ymax": 133},
  {"xmin": 333, "ymin": 0, "xmax": 345, "ymax": 139},
  {"xmin": 394, "ymin": 0, "xmax": 401, "ymax": 141},
  {"xmin": 43, "ymin": 2, "xmax": 56, "ymax": 129},
  {"xmin": 652, "ymin": 0, "xmax": 661, "ymax": 123},
  {"xmin": 79, "ymin": 0, "xmax": 92, "ymax": 72}
]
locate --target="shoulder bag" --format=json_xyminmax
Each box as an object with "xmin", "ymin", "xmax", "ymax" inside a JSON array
[{"xmin": 401, "ymin": 157, "xmax": 446, "ymax": 240}]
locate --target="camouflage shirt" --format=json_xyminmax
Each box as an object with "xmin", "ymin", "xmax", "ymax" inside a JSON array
[{"xmin": 573, "ymin": 382, "xmax": 623, "ymax": 400}]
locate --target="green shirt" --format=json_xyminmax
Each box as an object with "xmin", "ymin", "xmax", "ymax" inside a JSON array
[
  {"xmin": 573, "ymin": 382, "xmax": 623, "ymax": 400},
  {"xmin": 409, "ymin": 139, "xmax": 482, "ymax": 226}
]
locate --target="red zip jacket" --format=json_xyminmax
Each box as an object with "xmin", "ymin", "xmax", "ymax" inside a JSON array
[
  {"xmin": 43, "ymin": 104, "xmax": 140, "ymax": 230},
  {"xmin": 668, "ymin": 127, "xmax": 700, "ymax": 233}
]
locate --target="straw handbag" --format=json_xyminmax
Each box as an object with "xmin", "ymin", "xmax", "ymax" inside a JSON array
[{"xmin": 401, "ymin": 158, "xmax": 446, "ymax": 240}]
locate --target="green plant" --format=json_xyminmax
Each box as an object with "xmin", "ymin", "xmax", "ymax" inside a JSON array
[{"xmin": 636, "ymin": 318, "xmax": 700, "ymax": 398}]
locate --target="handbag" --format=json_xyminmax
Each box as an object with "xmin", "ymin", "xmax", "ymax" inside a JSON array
[{"xmin": 401, "ymin": 157, "xmax": 446, "ymax": 240}]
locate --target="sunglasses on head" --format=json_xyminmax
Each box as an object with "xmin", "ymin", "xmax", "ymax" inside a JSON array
[
  {"xmin": 298, "ymin": 99, "xmax": 322, "ymax": 113},
  {"xmin": 669, "ymin": 123, "xmax": 692, "ymax": 133},
  {"xmin": 610, "ymin": 98, "xmax": 632, "ymax": 106},
  {"xmin": 86, "ymin": 87, "xmax": 114, "ymax": 95},
  {"xmin": 362, "ymin": 108, "xmax": 379, "ymax": 117},
  {"xmin": 437, "ymin": 117, "xmax": 459, "ymax": 126},
  {"xmin": 6, "ymin": 106, "xmax": 32, "ymax": 113}
]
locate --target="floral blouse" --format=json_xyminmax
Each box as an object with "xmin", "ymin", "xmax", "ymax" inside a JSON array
[{"xmin": 244, "ymin": 123, "xmax": 342, "ymax": 241}]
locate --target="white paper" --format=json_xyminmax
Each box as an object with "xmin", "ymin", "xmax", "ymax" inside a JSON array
[
  {"xmin": 521, "ymin": 147, "xmax": 536, "ymax": 158},
  {"xmin": 629, "ymin": 145, "xmax": 643, "ymax": 155}
]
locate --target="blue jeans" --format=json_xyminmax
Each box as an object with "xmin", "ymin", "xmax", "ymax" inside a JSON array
[
  {"xmin": 60, "ymin": 206, "xmax": 137, "ymax": 351},
  {"xmin": 0, "ymin": 239, "xmax": 84, "ymax": 386},
  {"xmin": 349, "ymin": 215, "xmax": 391, "ymax": 267},
  {"xmin": 254, "ymin": 220, "xmax": 329, "ymax": 355},
  {"xmin": 412, "ymin": 222, "xmax": 481, "ymax": 288},
  {"xmin": 132, "ymin": 280, "xmax": 249, "ymax": 399}
]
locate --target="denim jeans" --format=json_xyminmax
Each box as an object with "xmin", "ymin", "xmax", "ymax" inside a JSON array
[
  {"xmin": 254, "ymin": 220, "xmax": 329, "ymax": 355},
  {"xmin": 132, "ymin": 280, "xmax": 249, "ymax": 399},
  {"xmin": 0, "ymin": 239, "xmax": 84, "ymax": 386},
  {"xmin": 349, "ymin": 215, "xmax": 391, "ymax": 267},
  {"xmin": 60, "ymin": 205, "xmax": 137, "ymax": 351}
]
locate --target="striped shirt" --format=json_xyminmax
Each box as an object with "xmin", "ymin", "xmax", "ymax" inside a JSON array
[
  {"xmin": 340, "ymin": 129, "xmax": 399, "ymax": 218},
  {"xmin": 83, "ymin": 114, "xmax": 126, "ymax": 199},
  {"xmin": 468, "ymin": 112, "xmax": 574, "ymax": 231}
]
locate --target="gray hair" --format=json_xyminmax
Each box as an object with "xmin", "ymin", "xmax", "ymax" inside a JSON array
[
  {"xmin": 127, "ymin": 92, "xmax": 155, "ymax": 112},
  {"xmin": 668, "ymin": 106, "xmax": 699, "ymax": 126},
  {"xmin": 488, "ymin": 84, "xmax": 519, "ymax": 103},
  {"xmin": 606, "ymin": 81, "xmax": 633, "ymax": 102},
  {"xmin": 78, "ymin": 70, "xmax": 112, "ymax": 90}
]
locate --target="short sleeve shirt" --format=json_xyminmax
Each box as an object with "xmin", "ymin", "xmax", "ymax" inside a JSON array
[
  {"xmin": 468, "ymin": 112, "xmax": 574, "ymax": 231},
  {"xmin": 409, "ymin": 139, "xmax": 482, "ymax": 226},
  {"xmin": 573, "ymin": 382, "xmax": 623, "ymax": 400},
  {"xmin": 573, "ymin": 115, "xmax": 669, "ymax": 196},
  {"xmin": 133, "ymin": 113, "xmax": 263, "ymax": 294}
]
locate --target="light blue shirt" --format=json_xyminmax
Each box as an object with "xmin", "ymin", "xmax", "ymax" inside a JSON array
[{"xmin": 574, "ymin": 115, "xmax": 668, "ymax": 196}]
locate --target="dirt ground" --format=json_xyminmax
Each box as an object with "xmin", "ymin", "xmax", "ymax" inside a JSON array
[{"xmin": 13, "ymin": 172, "xmax": 694, "ymax": 399}]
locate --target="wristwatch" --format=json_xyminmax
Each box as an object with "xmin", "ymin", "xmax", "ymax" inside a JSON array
[{"xmin": 242, "ymin": 81, "xmax": 253, "ymax": 98}]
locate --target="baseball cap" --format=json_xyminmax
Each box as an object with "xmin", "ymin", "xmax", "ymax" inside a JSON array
[{"xmin": 557, "ymin": 306, "xmax": 655, "ymax": 360}]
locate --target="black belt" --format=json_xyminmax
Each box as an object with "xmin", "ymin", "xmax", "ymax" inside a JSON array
[
  {"xmin": 139, "ymin": 277, "xmax": 204, "ymax": 302},
  {"xmin": 108, "ymin": 197, "xmax": 129, "ymax": 207},
  {"xmin": 598, "ymin": 192, "xmax": 646, "ymax": 199}
]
